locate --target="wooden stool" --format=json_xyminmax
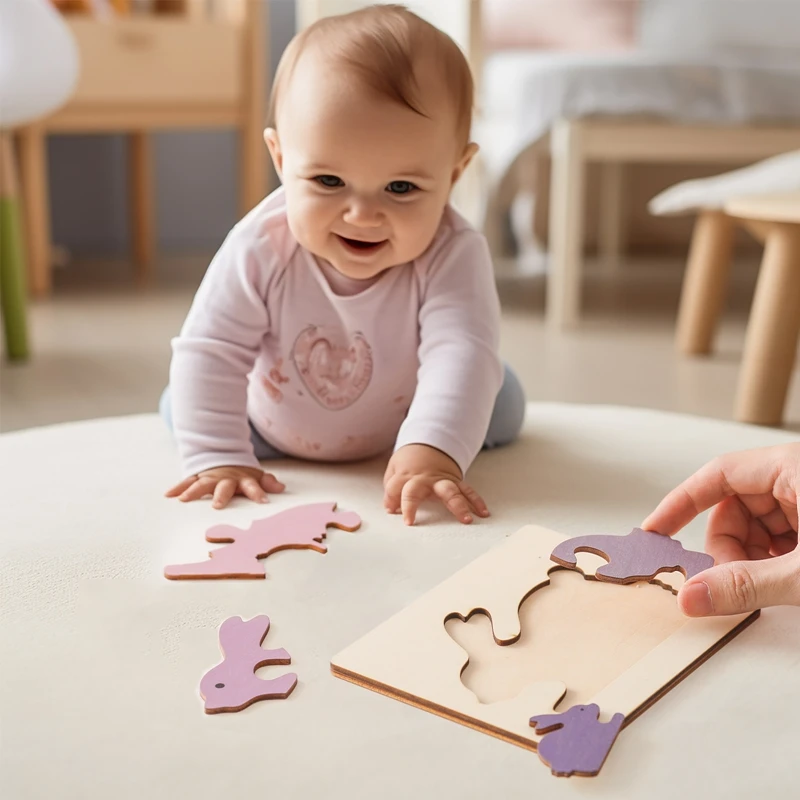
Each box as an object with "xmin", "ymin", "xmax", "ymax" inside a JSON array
[
  {"xmin": 726, "ymin": 193, "xmax": 800, "ymax": 425},
  {"xmin": 678, "ymin": 193, "xmax": 800, "ymax": 425}
]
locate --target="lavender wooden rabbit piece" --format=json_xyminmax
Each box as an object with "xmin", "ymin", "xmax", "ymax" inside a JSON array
[
  {"xmin": 530, "ymin": 704, "xmax": 625, "ymax": 777},
  {"xmin": 165, "ymin": 502, "xmax": 362, "ymax": 579},
  {"xmin": 551, "ymin": 528, "xmax": 713, "ymax": 587},
  {"xmin": 200, "ymin": 615, "xmax": 297, "ymax": 714}
]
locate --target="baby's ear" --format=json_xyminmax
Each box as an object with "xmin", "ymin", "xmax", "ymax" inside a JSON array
[
  {"xmin": 264, "ymin": 128, "xmax": 283, "ymax": 178},
  {"xmin": 451, "ymin": 142, "xmax": 479, "ymax": 185}
]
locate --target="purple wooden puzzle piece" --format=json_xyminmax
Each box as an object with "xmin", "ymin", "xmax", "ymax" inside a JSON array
[
  {"xmin": 530, "ymin": 704, "xmax": 625, "ymax": 777},
  {"xmin": 165, "ymin": 502, "xmax": 362, "ymax": 580},
  {"xmin": 200, "ymin": 615, "xmax": 298, "ymax": 714},
  {"xmin": 551, "ymin": 528, "xmax": 713, "ymax": 587}
]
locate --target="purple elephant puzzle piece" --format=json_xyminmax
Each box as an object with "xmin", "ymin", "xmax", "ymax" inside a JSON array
[
  {"xmin": 165, "ymin": 502, "xmax": 362, "ymax": 580},
  {"xmin": 200, "ymin": 615, "xmax": 297, "ymax": 714},
  {"xmin": 530, "ymin": 703, "xmax": 625, "ymax": 777},
  {"xmin": 550, "ymin": 528, "xmax": 713, "ymax": 587}
]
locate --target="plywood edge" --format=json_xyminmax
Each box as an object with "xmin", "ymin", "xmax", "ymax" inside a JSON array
[
  {"xmin": 609, "ymin": 610, "xmax": 761, "ymax": 728},
  {"xmin": 330, "ymin": 663, "xmax": 549, "ymax": 752}
]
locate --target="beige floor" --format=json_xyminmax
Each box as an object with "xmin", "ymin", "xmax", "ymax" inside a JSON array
[{"xmin": 1, "ymin": 252, "xmax": 798, "ymax": 434}]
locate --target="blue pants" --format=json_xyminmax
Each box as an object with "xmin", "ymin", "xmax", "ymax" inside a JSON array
[{"xmin": 160, "ymin": 363, "xmax": 525, "ymax": 462}]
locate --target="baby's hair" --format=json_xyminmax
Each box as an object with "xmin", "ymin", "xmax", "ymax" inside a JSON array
[{"xmin": 268, "ymin": 4, "xmax": 474, "ymax": 148}]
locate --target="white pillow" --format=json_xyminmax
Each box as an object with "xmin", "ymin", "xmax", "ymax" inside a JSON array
[
  {"xmin": 638, "ymin": 0, "xmax": 800, "ymax": 58},
  {"xmin": 649, "ymin": 150, "xmax": 800, "ymax": 215}
]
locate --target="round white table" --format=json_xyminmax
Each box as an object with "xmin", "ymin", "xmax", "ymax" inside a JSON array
[{"xmin": 2, "ymin": 404, "xmax": 798, "ymax": 799}]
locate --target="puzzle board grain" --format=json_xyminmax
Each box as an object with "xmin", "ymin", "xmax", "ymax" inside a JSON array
[{"xmin": 330, "ymin": 525, "xmax": 758, "ymax": 750}]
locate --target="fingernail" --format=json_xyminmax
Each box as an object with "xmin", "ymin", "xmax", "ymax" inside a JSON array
[{"xmin": 680, "ymin": 581, "xmax": 713, "ymax": 616}]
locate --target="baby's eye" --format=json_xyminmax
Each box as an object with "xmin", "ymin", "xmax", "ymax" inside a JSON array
[
  {"xmin": 315, "ymin": 175, "xmax": 344, "ymax": 188},
  {"xmin": 386, "ymin": 180, "xmax": 418, "ymax": 195}
]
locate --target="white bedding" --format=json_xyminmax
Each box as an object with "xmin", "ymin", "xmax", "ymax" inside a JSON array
[{"xmin": 475, "ymin": 50, "xmax": 800, "ymax": 181}]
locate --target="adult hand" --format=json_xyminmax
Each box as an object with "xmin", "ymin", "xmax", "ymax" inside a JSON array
[{"xmin": 642, "ymin": 443, "xmax": 800, "ymax": 616}]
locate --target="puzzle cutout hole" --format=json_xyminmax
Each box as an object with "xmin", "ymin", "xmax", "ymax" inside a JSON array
[{"xmin": 444, "ymin": 568, "xmax": 686, "ymax": 708}]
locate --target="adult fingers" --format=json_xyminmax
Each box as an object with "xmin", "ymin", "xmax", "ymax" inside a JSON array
[
  {"xmin": 678, "ymin": 553, "xmax": 800, "ymax": 616},
  {"xmin": 433, "ymin": 480, "xmax": 473, "ymax": 525},
  {"xmin": 642, "ymin": 449, "xmax": 784, "ymax": 535},
  {"xmin": 770, "ymin": 532, "xmax": 799, "ymax": 557},
  {"xmin": 212, "ymin": 479, "xmax": 238, "ymax": 510}
]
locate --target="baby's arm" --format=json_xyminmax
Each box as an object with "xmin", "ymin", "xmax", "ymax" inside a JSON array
[
  {"xmin": 165, "ymin": 229, "xmax": 284, "ymax": 508},
  {"xmin": 385, "ymin": 230, "xmax": 504, "ymax": 524}
]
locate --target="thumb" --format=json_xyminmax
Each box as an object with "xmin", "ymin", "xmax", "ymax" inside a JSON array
[{"xmin": 678, "ymin": 555, "xmax": 800, "ymax": 616}]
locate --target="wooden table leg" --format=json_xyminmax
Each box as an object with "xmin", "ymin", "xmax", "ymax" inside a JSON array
[
  {"xmin": 17, "ymin": 125, "xmax": 52, "ymax": 298},
  {"xmin": 675, "ymin": 210, "xmax": 736, "ymax": 355},
  {"xmin": 734, "ymin": 221, "xmax": 800, "ymax": 425},
  {"xmin": 547, "ymin": 119, "xmax": 586, "ymax": 329},
  {"xmin": 128, "ymin": 131, "xmax": 155, "ymax": 284},
  {"xmin": 0, "ymin": 134, "xmax": 30, "ymax": 360},
  {"xmin": 598, "ymin": 161, "xmax": 625, "ymax": 271}
]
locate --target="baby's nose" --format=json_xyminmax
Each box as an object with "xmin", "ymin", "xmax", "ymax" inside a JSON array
[{"xmin": 343, "ymin": 199, "xmax": 383, "ymax": 227}]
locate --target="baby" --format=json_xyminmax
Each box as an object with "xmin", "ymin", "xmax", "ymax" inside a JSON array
[{"xmin": 161, "ymin": 4, "xmax": 525, "ymax": 525}]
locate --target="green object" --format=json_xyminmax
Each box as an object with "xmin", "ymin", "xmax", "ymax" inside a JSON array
[{"xmin": 0, "ymin": 196, "xmax": 30, "ymax": 361}]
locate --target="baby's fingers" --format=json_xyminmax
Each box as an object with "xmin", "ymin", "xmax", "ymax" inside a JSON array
[
  {"xmin": 400, "ymin": 477, "xmax": 433, "ymax": 526},
  {"xmin": 212, "ymin": 479, "xmax": 238, "ymax": 510},
  {"xmin": 434, "ymin": 480, "xmax": 473, "ymax": 524},
  {"xmin": 383, "ymin": 474, "xmax": 405, "ymax": 515},
  {"xmin": 166, "ymin": 476, "xmax": 198, "ymax": 498},
  {"xmin": 260, "ymin": 472, "xmax": 286, "ymax": 494},
  {"xmin": 460, "ymin": 482, "xmax": 490, "ymax": 518},
  {"xmin": 178, "ymin": 477, "xmax": 217, "ymax": 503},
  {"xmin": 241, "ymin": 477, "xmax": 269, "ymax": 505}
]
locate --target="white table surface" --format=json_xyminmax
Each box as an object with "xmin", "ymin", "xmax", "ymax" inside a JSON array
[{"xmin": 2, "ymin": 404, "xmax": 798, "ymax": 799}]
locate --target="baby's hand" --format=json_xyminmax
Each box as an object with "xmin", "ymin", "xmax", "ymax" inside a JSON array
[
  {"xmin": 166, "ymin": 466, "xmax": 285, "ymax": 510},
  {"xmin": 383, "ymin": 444, "xmax": 490, "ymax": 526}
]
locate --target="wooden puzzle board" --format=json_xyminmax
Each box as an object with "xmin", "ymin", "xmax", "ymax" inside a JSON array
[{"xmin": 331, "ymin": 525, "xmax": 759, "ymax": 750}]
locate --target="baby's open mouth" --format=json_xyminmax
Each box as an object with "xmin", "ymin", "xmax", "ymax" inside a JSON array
[{"xmin": 337, "ymin": 235, "xmax": 387, "ymax": 252}]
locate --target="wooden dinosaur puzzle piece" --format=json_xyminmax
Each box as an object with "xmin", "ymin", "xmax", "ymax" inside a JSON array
[
  {"xmin": 164, "ymin": 502, "xmax": 361, "ymax": 580},
  {"xmin": 530, "ymin": 703, "xmax": 625, "ymax": 777},
  {"xmin": 200, "ymin": 615, "xmax": 297, "ymax": 714},
  {"xmin": 550, "ymin": 528, "xmax": 713, "ymax": 587}
]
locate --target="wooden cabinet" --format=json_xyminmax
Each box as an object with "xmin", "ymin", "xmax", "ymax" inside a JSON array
[{"xmin": 18, "ymin": 1, "xmax": 269, "ymax": 296}]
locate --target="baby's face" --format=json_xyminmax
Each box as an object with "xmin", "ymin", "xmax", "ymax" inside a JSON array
[{"xmin": 266, "ymin": 57, "xmax": 474, "ymax": 280}]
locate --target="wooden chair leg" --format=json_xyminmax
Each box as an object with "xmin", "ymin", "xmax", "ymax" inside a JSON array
[
  {"xmin": 238, "ymin": 0, "xmax": 267, "ymax": 216},
  {"xmin": 675, "ymin": 210, "xmax": 736, "ymax": 355},
  {"xmin": 128, "ymin": 131, "xmax": 155, "ymax": 284},
  {"xmin": 598, "ymin": 161, "xmax": 625, "ymax": 270},
  {"xmin": 16, "ymin": 126, "xmax": 52, "ymax": 298},
  {"xmin": 0, "ymin": 134, "xmax": 30, "ymax": 360},
  {"xmin": 734, "ymin": 222, "xmax": 800, "ymax": 426},
  {"xmin": 547, "ymin": 119, "xmax": 586, "ymax": 329}
]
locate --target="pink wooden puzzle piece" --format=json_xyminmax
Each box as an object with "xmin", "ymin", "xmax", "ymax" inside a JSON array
[
  {"xmin": 164, "ymin": 502, "xmax": 361, "ymax": 580},
  {"xmin": 550, "ymin": 528, "xmax": 713, "ymax": 587},
  {"xmin": 200, "ymin": 615, "xmax": 297, "ymax": 714},
  {"xmin": 530, "ymin": 704, "xmax": 625, "ymax": 777}
]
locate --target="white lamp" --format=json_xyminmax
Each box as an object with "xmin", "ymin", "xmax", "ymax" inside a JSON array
[
  {"xmin": 0, "ymin": 0, "xmax": 80, "ymax": 360},
  {"xmin": 0, "ymin": 0, "xmax": 80, "ymax": 127}
]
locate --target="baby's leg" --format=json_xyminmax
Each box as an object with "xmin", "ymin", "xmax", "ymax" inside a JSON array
[
  {"xmin": 483, "ymin": 364, "xmax": 526, "ymax": 449},
  {"xmin": 158, "ymin": 386, "xmax": 285, "ymax": 461}
]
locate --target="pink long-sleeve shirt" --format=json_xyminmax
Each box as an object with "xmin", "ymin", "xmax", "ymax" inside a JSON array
[{"xmin": 169, "ymin": 188, "xmax": 503, "ymax": 478}]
